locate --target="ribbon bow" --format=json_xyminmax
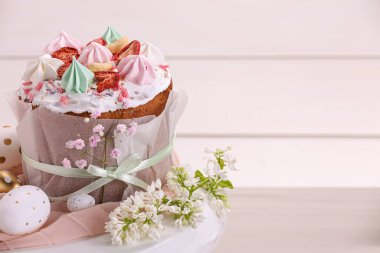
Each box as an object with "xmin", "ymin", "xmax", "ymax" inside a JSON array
[
  {"xmin": 22, "ymin": 136, "xmax": 175, "ymax": 202},
  {"xmin": 87, "ymin": 154, "xmax": 149, "ymax": 190}
]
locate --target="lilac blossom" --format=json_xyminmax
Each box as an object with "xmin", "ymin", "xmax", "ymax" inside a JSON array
[
  {"xmin": 110, "ymin": 148, "xmax": 121, "ymax": 159},
  {"xmin": 75, "ymin": 159, "xmax": 88, "ymax": 169},
  {"xmin": 62, "ymin": 158, "xmax": 72, "ymax": 168}
]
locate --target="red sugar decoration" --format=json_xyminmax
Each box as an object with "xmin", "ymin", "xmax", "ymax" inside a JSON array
[
  {"xmin": 22, "ymin": 81, "xmax": 33, "ymax": 86},
  {"xmin": 95, "ymin": 71, "xmax": 120, "ymax": 93},
  {"xmin": 35, "ymin": 82, "xmax": 44, "ymax": 92},
  {"xmin": 60, "ymin": 95, "xmax": 69, "ymax": 105}
]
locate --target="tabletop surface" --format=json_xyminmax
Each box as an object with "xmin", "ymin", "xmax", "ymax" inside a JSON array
[
  {"xmin": 6, "ymin": 188, "xmax": 380, "ymax": 253},
  {"xmin": 215, "ymin": 188, "xmax": 380, "ymax": 253}
]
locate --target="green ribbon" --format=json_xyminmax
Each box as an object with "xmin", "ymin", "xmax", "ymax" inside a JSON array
[{"xmin": 22, "ymin": 137, "xmax": 175, "ymax": 202}]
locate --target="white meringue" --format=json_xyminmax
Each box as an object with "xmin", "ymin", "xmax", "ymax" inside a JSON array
[
  {"xmin": 22, "ymin": 54, "xmax": 64, "ymax": 84},
  {"xmin": 139, "ymin": 42, "xmax": 166, "ymax": 66}
]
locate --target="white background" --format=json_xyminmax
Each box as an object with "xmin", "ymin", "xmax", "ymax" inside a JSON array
[{"xmin": 1, "ymin": 0, "xmax": 380, "ymax": 187}]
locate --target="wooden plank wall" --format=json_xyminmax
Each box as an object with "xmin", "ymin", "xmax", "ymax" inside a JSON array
[{"xmin": 1, "ymin": 0, "xmax": 380, "ymax": 186}]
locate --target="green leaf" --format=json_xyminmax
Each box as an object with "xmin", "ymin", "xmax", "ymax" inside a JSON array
[
  {"xmin": 218, "ymin": 180, "xmax": 234, "ymax": 189},
  {"xmin": 218, "ymin": 158, "xmax": 225, "ymax": 170},
  {"xmin": 162, "ymin": 195, "xmax": 169, "ymax": 204},
  {"xmin": 195, "ymin": 170, "xmax": 205, "ymax": 179}
]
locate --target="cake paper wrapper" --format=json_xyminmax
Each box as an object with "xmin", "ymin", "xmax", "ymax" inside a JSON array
[{"xmin": 8, "ymin": 90, "xmax": 187, "ymax": 203}]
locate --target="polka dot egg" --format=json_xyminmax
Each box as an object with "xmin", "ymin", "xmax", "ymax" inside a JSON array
[
  {"xmin": 0, "ymin": 124, "xmax": 21, "ymax": 170},
  {"xmin": 0, "ymin": 185, "xmax": 50, "ymax": 235},
  {"xmin": 67, "ymin": 194, "xmax": 95, "ymax": 212}
]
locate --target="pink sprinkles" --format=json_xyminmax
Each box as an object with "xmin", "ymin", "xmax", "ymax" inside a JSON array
[
  {"xmin": 35, "ymin": 82, "xmax": 44, "ymax": 92},
  {"xmin": 60, "ymin": 95, "xmax": 69, "ymax": 105},
  {"xmin": 22, "ymin": 81, "xmax": 33, "ymax": 86}
]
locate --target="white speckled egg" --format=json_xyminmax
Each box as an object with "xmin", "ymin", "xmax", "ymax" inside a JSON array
[
  {"xmin": 67, "ymin": 194, "xmax": 95, "ymax": 212},
  {"xmin": 0, "ymin": 185, "xmax": 50, "ymax": 235}
]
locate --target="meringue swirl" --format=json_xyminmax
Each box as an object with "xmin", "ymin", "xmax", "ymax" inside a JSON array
[
  {"xmin": 61, "ymin": 57, "xmax": 94, "ymax": 94},
  {"xmin": 22, "ymin": 54, "xmax": 64, "ymax": 84},
  {"xmin": 139, "ymin": 42, "xmax": 166, "ymax": 66},
  {"xmin": 117, "ymin": 55, "xmax": 157, "ymax": 85},
  {"xmin": 44, "ymin": 31, "xmax": 84, "ymax": 54},
  {"xmin": 102, "ymin": 26, "xmax": 122, "ymax": 44},
  {"xmin": 77, "ymin": 42, "xmax": 113, "ymax": 66}
]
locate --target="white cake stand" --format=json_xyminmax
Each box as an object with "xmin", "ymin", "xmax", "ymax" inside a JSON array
[{"xmin": 8, "ymin": 205, "xmax": 225, "ymax": 253}]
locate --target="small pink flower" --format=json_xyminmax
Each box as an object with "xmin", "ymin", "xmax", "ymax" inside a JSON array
[
  {"xmin": 89, "ymin": 134, "xmax": 101, "ymax": 147},
  {"xmin": 60, "ymin": 95, "xmax": 69, "ymax": 105},
  {"xmin": 110, "ymin": 148, "xmax": 121, "ymax": 159},
  {"xmin": 65, "ymin": 140, "xmax": 76, "ymax": 149},
  {"xmin": 90, "ymin": 110, "xmax": 101, "ymax": 119},
  {"xmin": 35, "ymin": 82, "xmax": 44, "ymax": 92},
  {"xmin": 74, "ymin": 139, "xmax": 85, "ymax": 150},
  {"xmin": 75, "ymin": 159, "xmax": 88, "ymax": 169},
  {"xmin": 127, "ymin": 122, "xmax": 138, "ymax": 136},
  {"xmin": 116, "ymin": 124, "xmax": 127, "ymax": 134},
  {"xmin": 62, "ymin": 158, "xmax": 71, "ymax": 168},
  {"xmin": 48, "ymin": 79, "xmax": 54, "ymax": 85},
  {"xmin": 93, "ymin": 124, "xmax": 104, "ymax": 133}
]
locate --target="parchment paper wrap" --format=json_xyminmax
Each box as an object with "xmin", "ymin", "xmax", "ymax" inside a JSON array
[{"xmin": 8, "ymin": 90, "xmax": 187, "ymax": 203}]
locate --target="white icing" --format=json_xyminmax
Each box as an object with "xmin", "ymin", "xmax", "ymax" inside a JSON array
[
  {"xmin": 18, "ymin": 67, "xmax": 171, "ymax": 114},
  {"xmin": 140, "ymin": 42, "xmax": 166, "ymax": 65},
  {"xmin": 22, "ymin": 54, "xmax": 64, "ymax": 85}
]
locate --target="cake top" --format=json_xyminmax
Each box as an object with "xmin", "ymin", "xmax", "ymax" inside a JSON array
[{"xmin": 18, "ymin": 27, "xmax": 171, "ymax": 114}]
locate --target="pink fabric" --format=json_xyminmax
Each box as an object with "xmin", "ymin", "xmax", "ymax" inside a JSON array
[
  {"xmin": 117, "ymin": 55, "xmax": 157, "ymax": 85},
  {"xmin": 0, "ymin": 198, "xmax": 118, "ymax": 250},
  {"xmin": 0, "ymin": 152, "xmax": 180, "ymax": 250}
]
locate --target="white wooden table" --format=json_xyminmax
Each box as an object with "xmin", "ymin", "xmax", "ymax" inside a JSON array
[
  {"xmin": 215, "ymin": 188, "xmax": 380, "ymax": 253},
  {"xmin": 4, "ymin": 188, "xmax": 380, "ymax": 252}
]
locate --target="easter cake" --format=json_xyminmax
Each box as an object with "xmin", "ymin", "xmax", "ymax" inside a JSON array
[{"xmin": 13, "ymin": 27, "xmax": 185, "ymax": 203}]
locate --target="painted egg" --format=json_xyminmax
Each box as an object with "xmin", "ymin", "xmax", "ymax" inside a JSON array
[
  {"xmin": 67, "ymin": 194, "xmax": 95, "ymax": 212},
  {"xmin": 0, "ymin": 185, "xmax": 50, "ymax": 235},
  {"xmin": 0, "ymin": 124, "xmax": 21, "ymax": 170}
]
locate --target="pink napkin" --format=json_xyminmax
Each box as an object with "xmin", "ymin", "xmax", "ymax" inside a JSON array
[
  {"xmin": 0, "ymin": 152, "xmax": 181, "ymax": 250},
  {"xmin": 0, "ymin": 200, "xmax": 118, "ymax": 250}
]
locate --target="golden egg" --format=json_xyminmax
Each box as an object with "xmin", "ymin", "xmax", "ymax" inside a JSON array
[{"xmin": 0, "ymin": 170, "xmax": 22, "ymax": 193}]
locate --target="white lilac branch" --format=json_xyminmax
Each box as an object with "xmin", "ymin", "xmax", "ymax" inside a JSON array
[{"xmin": 105, "ymin": 147, "xmax": 237, "ymax": 246}]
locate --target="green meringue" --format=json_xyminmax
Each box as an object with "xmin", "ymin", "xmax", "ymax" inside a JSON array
[
  {"xmin": 61, "ymin": 57, "xmax": 94, "ymax": 94},
  {"xmin": 102, "ymin": 26, "xmax": 122, "ymax": 44}
]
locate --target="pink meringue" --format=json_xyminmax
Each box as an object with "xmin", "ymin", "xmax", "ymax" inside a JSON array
[
  {"xmin": 117, "ymin": 55, "xmax": 157, "ymax": 85},
  {"xmin": 44, "ymin": 31, "xmax": 84, "ymax": 54},
  {"xmin": 77, "ymin": 42, "xmax": 113, "ymax": 66}
]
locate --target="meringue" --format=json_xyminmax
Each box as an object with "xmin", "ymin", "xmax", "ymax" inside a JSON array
[
  {"xmin": 61, "ymin": 57, "xmax": 94, "ymax": 94},
  {"xmin": 78, "ymin": 42, "xmax": 113, "ymax": 66},
  {"xmin": 117, "ymin": 55, "xmax": 157, "ymax": 85},
  {"xmin": 102, "ymin": 26, "xmax": 122, "ymax": 44},
  {"xmin": 44, "ymin": 31, "xmax": 84, "ymax": 54},
  {"xmin": 22, "ymin": 54, "xmax": 64, "ymax": 84},
  {"xmin": 140, "ymin": 42, "xmax": 166, "ymax": 65}
]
